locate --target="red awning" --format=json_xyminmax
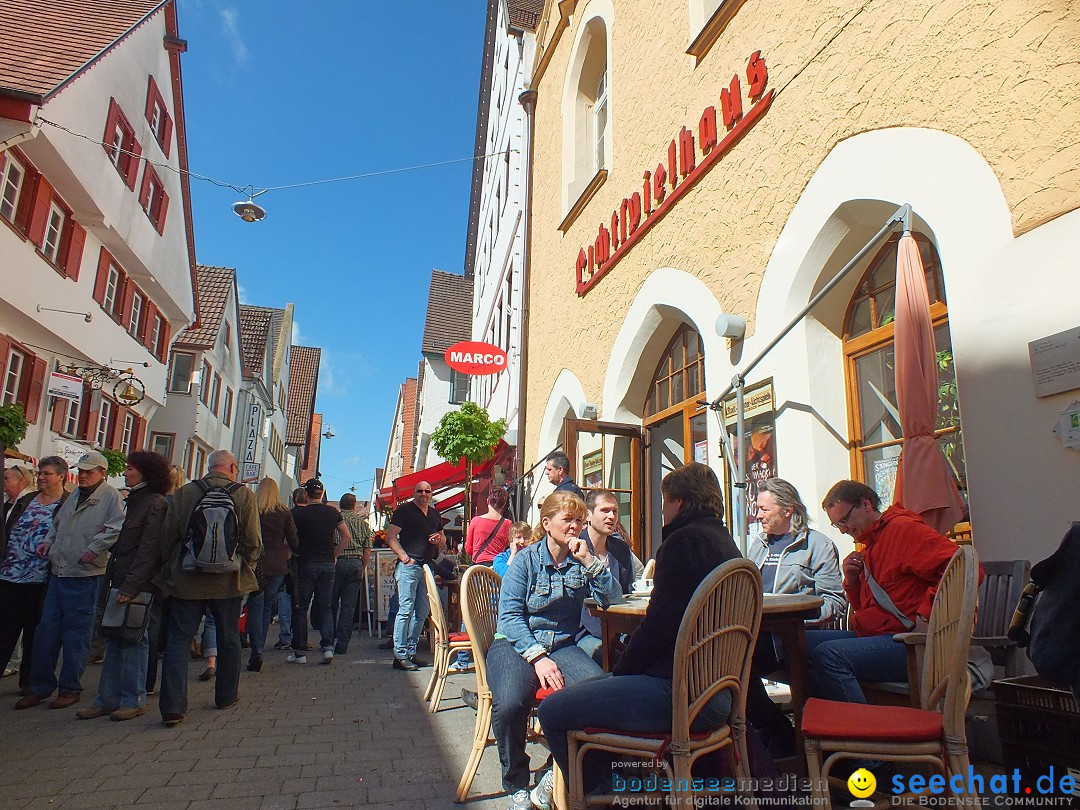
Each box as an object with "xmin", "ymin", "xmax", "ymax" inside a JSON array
[
  {"xmin": 376, "ymin": 439, "xmax": 510, "ymax": 509},
  {"xmin": 435, "ymin": 490, "xmax": 465, "ymax": 511}
]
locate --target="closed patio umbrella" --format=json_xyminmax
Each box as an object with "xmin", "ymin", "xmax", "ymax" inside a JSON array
[{"xmin": 893, "ymin": 230, "xmax": 965, "ymax": 535}]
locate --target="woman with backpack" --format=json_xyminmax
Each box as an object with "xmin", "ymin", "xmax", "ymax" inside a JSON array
[{"xmin": 77, "ymin": 451, "xmax": 170, "ymax": 721}]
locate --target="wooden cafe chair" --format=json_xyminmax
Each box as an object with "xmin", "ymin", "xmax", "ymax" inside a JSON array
[
  {"xmin": 802, "ymin": 544, "xmax": 979, "ymax": 805},
  {"xmin": 565, "ymin": 558, "xmax": 763, "ymax": 810},
  {"xmin": 422, "ymin": 565, "xmax": 473, "ymax": 713},
  {"xmin": 641, "ymin": 558, "xmax": 656, "ymax": 579}
]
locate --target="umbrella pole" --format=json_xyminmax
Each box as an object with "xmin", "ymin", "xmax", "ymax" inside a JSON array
[{"xmin": 735, "ymin": 375, "xmax": 748, "ymax": 553}]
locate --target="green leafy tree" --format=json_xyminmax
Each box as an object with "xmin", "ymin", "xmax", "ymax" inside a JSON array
[
  {"xmin": 430, "ymin": 402, "xmax": 507, "ymax": 546},
  {"xmin": 98, "ymin": 447, "xmax": 127, "ymax": 478}
]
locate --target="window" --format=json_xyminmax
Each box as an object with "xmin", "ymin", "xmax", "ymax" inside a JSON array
[
  {"xmin": 63, "ymin": 396, "xmax": 82, "ymax": 436},
  {"xmin": 138, "ymin": 166, "xmax": 169, "ymax": 233},
  {"xmin": 168, "ymin": 351, "xmax": 195, "ymax": 393},
  {"xmin": 103, "ymin": 264, "xmax": 121, "ymax": 315},
  {"xmin": 187, "ymin": 442, "xmax": 207, "ymax": 479},
  {"xmin": 3, "ymin": 347, "xmax": 25, "ymax": 406},
  {"xmin": 210, "ymin": 373, "xmax": 222, "ymax": 415},
  {"xmin": 0, "ymin": 153, "xmax": 25, "ymax": 223},
  {"xmin": 223, "ymin": 321, "xmax": 232, "ymax": 352},
  {"xmin": 563, "ymin": 16, "xmax": 611, "ymax": 212},
  {"xmin": 95, "ymin": 398, "xmax": 114, "ymax": 448},
  {"xmin": 41, "ymin": 202, "xmax": 67, "ymax": 264},
  {"xmin": 594, "ymin": 69, "xmax": 609, "ymax": 171},
  {"xmin": 102, "ymin": 99, "xmax": 141, "ymax": 189},
  {"xmin": 222, "ymin": 387, "xmax": 234, "ymax": 427},
  {"xmin": 150, "ymin": 315, "xmax": 163, "ymax": 359},
  {"xmin": 449, "ymin": 370, "xmax": 470, "ymax": 404},
  {"xmin": 144, "ymin": 77, "xmax": 173, "ymax": 157},
  {"xmin": 120, "ymin": 412, "xmax": 135, "ymax": 455},
  {"xmin": 128, "ymin": 290, "xmax": 144, "ymax": 338},
  {"xmin": 842, "ymin": 232, "xmax": 965, "ymax": 507},
  {"xmin": 199, "ymin": 360, "xmax": 212, "ymax": 405},
  {"xmin": 150, "ymin": 433, "xmax": 174, "ymax": 461}
]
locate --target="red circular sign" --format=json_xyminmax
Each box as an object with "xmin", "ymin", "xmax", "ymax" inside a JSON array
[{"xmin": 444, "ymin": 341, "xmax": 508, "ymax": 376}]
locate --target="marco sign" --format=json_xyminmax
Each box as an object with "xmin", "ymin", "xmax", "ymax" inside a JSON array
[{"xmin": 444, "ymin": 341, "xmax": 507, "ymax": 376}]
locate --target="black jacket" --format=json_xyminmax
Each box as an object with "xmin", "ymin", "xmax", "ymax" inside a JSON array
[
  {"xmin": 109, "ymin": 485, "xmax": 168, "ymax": 597},
  {"xmin": 613, "ymin": 507, "xmax": 740, "ymax": 679}
]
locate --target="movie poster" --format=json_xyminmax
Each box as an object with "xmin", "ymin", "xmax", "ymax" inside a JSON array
[{"xmin": 722, "ymin": 380, "xmax": 777, "ymax": 537}]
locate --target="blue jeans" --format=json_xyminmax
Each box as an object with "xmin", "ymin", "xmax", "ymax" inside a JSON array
[
  {"xmin": 257, "ymin": 574, "xmax": 287, "ymax": 650},
  {"xmin": 538, "ymin": 673, "xmax": 733, "ymax": 792},
  {"xmin": 276, "ymin": 578, "xmax": 293, "ymax": 644},
  {"xmin": 293, "ymin": 561, "xmax": 335, "ymax": 652},
  {"xmin": 201, "ymin": 609, "xmax": 217, "ymax": 657},
  {"xmin": 29, "ymin": 575, "xmax": 102, "ymax": 696},
  {"xmin": 160, "ymin": 597, "xmax": 242, "ymax": 716},
  {"xmin": 245, "ymin": 590, "xmax": 264, "ymax": 661},
  {"xmin": 95, "ymin": 633, "xmax": 149, "ymax": 710},
  {"xmin": 393, "ymin": 561, "xmax": 430, "ymax": 660},
  {"xmin": 332, "ymin": 557, "xmax": 363, "ymax": 653},
  {"xmin": 488, "ymin": 638, "xmax": 605, "ymax": 792},
  {"xmin": 806, "ymin": 629, "xmax": 908, "ymax": 703}
]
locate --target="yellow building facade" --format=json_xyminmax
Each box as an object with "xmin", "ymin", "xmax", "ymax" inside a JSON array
[{"xmin": 522, "ymin": 0, "xmax": 1080, "ymax": 562}]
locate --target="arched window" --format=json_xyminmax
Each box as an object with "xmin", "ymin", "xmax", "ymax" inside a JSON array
[
  {"xmin": 843, "ymin": 232, "xmax": 965, "ymax": 506},
  {"xmin": 563, "ymin": 13, "xmax": 612, "ymax": 210}
]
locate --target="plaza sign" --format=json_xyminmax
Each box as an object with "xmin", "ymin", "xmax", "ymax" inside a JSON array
[
  {"xmin": 444, "ymin": 341, "xmax": 507, "ymax": 376},
  {"xmin": 575, "ymin": 51, "xmax": 774, "ymax": 295}
]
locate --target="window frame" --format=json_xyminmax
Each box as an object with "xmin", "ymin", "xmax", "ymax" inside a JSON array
[
  {"xmin": 119, "ymin": 411, "xmax": 135, "ymax": 455},
  {"xmin": 222, "ymin": 387, "xmax": 234, "ymax": 428},
  {"xmin": 168, "ymin": 350, "xmax": 196, "ymax": 394},
  {"xmin": 40, "ymin": 200, "xmax": 68, "ymax": 266},
  {"xmin": 139, "ymin": 165, "xmax": 169, "ymax": 233},
  {"xmin": 449, "ymin": 369, "xmax": 470, "ymax": 405},
  {"xmin": 150, "ymin": 432, "xmax": 175, "ymax": 462},
  {"xmin": 199, "ymin": 359, "xmax": 212, "ymax": 405},
  {"xmin": 128, "ymin": 289, "xmax": 144, "ymax": 338},
  {"xmin": 95, "ymin": 397, "xmax": 115, "ymax": 448},
  {"xmin": 210, "ymin": 372, "xmax": 222, "ymax": 416},
  {"xmin": 3, "ymin": 347, "xmax": 26, "ymax": 407},
  {"xmin": 62, "ymin": 395, "xmax": 83, "ymax": 437},
  {"xmin": 102, "ymin": 99, "xmax": 141, "ymax": 189},
  {"xmin": 144, "ymin": 76, "xmax": 173, "ymax": 157},
  {"xmin": 0, "ymin": 152, "xmax": 26, "ymax": 225}
]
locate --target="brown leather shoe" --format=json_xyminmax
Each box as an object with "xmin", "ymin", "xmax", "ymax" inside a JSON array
[
  {"xmin": 110, "ymin": 706, "xmax": 146, "ymax": 721},
  {"xmin": 14, "ymin": 693, "xmax": 45, "ymax": 710},
  {"xmin": 48, "ymin": 692, "xmax": 80, "ymax": 709}
]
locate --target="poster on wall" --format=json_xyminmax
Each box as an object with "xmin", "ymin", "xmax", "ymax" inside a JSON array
[
  {"xmin": 872, "ymin": 455, "xmax": 899, "ymax": 508},
  {"xmin": 722, "ymin": 380, "xmax": 777, "ymax": 537},
  {"xmin": 374, "ymin": 550, "xmax": 398, "ymax": 626},
  {"xmin": 582, "ymin": 449, "xmax": 603, "ymax": 488}
]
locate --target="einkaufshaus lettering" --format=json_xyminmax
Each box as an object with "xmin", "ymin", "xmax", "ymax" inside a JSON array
[{"xmin": 574, "ymin": 51, "xmax": 773, "ymax": 296}]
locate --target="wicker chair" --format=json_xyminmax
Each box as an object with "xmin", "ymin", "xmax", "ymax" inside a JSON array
[
  {"xmin": 564, "ymin": 558, "xmax": 763, "ymax": 810},
  {"xmin": 802, "ymin": 544, "xmax": 979, "ymax": 805},
  {"xmin": 641, "ymin": 558, "xmax": 656, "ymax": 579},
  {"xmin": 422, "ymin": 565, "xmax": 472, "ymax": 714}
]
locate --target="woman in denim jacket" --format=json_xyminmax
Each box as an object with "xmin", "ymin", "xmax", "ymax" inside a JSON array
[{"xmin": 487, "ymin": 490, "xmax": 619, "ymax": 810}]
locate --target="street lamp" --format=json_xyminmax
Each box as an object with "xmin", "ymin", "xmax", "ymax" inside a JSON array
[{"xmin": 323, "ymin": 427, "xmax": 335, "ymax": 439}]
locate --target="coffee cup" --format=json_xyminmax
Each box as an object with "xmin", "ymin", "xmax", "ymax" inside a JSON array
[{"xmin": 631, "ymin": 577, "xmax": 653, "ymax": 594}]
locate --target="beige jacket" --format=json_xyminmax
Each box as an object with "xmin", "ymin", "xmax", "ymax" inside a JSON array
[{"xmin": 44, "ymin": 483, "xmax": 126, "ymax": 577}]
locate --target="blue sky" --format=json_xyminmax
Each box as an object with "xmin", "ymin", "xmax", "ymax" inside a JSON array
[{"xmin": 178, "ymin": 1, "xmax": 487, "ymax": 497}]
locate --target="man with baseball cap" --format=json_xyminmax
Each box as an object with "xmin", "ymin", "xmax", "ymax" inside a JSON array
[{"xmin": 15, "ymin": 450, "xmax": 125, "ymax": 710}]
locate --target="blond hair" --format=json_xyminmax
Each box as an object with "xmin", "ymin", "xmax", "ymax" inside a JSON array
[
  {"xmin": 531, "ymin": 490, "xmax": 587, "ymax": 544},
  {"xmin": 509, "ymin": 521, "xmax": 536, "ymax": 546},
  {"xmin": 168, "ymin": 465, "xmax": 187, "ymax": 495},
  {"xmin": 255, "ymin": 477, "xmax": 288, "ymax": 514}
]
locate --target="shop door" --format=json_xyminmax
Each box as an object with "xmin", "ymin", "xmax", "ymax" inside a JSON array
[{"xmin": 563, "ymin": 419, "xmax": 644, "ymax": 560}]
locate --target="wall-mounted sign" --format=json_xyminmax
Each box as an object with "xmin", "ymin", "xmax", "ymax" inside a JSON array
[
  {"xmin": 242, "ymin": 462, "xmax": 261, "ymax": 484},
  {"xmin": 1029, "ymin": 325, "xmax": 1080, "ymax": 398},
  {"xmin": 47, "ymin": 372, "xmax": 84, "ymax": 403},
  {"xmin": 244, "ymin": 403, "xmax": 262, "ymax": 466},
  {"xmin": 444, "ymin": 341, "xmax": 508, "ymax": 376},
  {"xmin": 575, "ymin": 51, "xmax": 774, "ymax": 296}
]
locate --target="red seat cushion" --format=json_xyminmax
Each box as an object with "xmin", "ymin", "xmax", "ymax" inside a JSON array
[
  {"xmin": 448, "ymin": 631, "xmax": 469, "ymax": 642},
  {"xmin": 582, "ymin": 727, "xmax": 712, "ymax": 740},
  {"xmin": 801, "ymin": 697, "xmax": 944, "ymax": 742},
  {"xmin": 536, "ymin": 687, "xmax": 556, "ymax": 701}
]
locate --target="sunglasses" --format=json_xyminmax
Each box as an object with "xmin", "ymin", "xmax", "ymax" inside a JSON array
[
  {"xmin": 415, "ymin": 488, "xmax": 432, "ymax": 494},
  {"xmin": 831, "ymin": 502, "xmax": 858, "ymax": 529}
]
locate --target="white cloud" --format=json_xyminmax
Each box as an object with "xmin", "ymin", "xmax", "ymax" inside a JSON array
[
  {"xmin": 237, "ymin": 283, "xmax": 249, "ymax": 304},
  {"xmin": 344, "ymin": 456, "xmax": 361, "ymax": 465},
  {"xmin": 291, "ymin": 320, "xmax": 306, "ymax": 345},
  {"xmin": 318, "ymin": 352, "xmax": 345, "ymax": 397},
  {"xmin": 218, "ymin": 7, "xmax": 250, "ymax": 65}
]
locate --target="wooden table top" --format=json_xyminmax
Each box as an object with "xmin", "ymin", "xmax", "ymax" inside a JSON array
[{"xmin": 585, "ymin": 592, "xmax": 824, "ymax": 617}]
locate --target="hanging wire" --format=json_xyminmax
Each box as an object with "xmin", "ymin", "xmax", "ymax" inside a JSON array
[{"xmin": 36, "ymin": 116, "xmax": 514, "ymax": 199}]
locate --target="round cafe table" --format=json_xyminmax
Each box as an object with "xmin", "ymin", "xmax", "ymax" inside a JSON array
[{"xmin": 584, "ymin": 591, "xmax": 824, "ymax": 766}]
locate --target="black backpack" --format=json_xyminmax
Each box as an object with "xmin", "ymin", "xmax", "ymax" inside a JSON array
[
  {"xmin": 182, "ymin": 479, "xmax": 244, "ymax": 573},
  {"xmin": 1010, "ymin": 522, "xmax": 1080, "ymax": 698}
]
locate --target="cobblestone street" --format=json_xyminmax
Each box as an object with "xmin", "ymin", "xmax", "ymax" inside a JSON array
[{"xmin": 0, "ymin": 634, "xmax": 530, "ymax": 809}]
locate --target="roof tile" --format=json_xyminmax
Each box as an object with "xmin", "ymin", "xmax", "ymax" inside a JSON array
[
  {"xmin": 287, "ymin": 345, "xmax": 321, "ymax": 446},
  {"xmin": 177, "ymin": 265, "xmax": 234, "ymax": 348},
  {"xmin": 507, "ymin": 0, "xmax": 544, "ymax": 30},
  {"xmin": 237, "ymin": 305, "xmax": 279, "ymax": 377},
  {"xmin": 421, "ymin": 270, "xmax": 473, "ymax": 355}
]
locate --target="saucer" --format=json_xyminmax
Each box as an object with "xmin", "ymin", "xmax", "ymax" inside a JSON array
[{"xmin": 630, "ymin": 589, "xmax": 653, "ymax": 597}]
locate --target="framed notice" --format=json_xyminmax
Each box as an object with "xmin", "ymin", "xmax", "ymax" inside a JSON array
[
  {"xmin": 722, "ymin": 379, "xmax": 777, "ymax": 535},
  {"xmin": 582, "ymin": 448, "xmax": 603, "ymax": 488},
  {"xmin": 374, "ymin": 549, "xmax": 399, "ymax": 625}
]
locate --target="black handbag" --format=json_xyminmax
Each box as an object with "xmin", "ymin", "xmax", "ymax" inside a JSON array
[{"xmin": 99, "ymin": 588, "xmax": 154, "ymax": 645}]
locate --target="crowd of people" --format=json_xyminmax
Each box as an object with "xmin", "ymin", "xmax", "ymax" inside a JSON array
[
  {"xmin": 0, "ymin": 448, "xmax": 371, "ymax": 727},
  {"xmin": 370, "ymin": 451, "xmax": 968, "ymax": 810}
]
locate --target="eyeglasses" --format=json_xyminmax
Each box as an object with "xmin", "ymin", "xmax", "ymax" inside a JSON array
[
  {"xmin": 415, "ymin": 489, "xmax": 432, "ymax": 494},
  {"xmin": 831, "ymin": 503, "xmax": 858, "ymax": 529}
]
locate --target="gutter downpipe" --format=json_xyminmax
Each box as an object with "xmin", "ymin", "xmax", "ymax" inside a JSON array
[
  {"xmin": 711, "ymin": 203, "xmax": 911, "ymax": 552},
  {"xmin": 516, "ymin": 86, "xmax": 538, "ymax": 521}
]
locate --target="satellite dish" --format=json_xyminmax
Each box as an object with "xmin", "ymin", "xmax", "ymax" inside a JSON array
[{"xmin": 232, "ymin": 199, "xmax": 266, "ymax": 223}]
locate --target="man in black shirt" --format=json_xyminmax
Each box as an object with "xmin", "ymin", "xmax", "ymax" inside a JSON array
[
  {"xmin": 385, "ymin": 481, "xmax": 444, "ymax": 671},
  {"xmin": 288, "ymin": 479, "xmax": 350, "ymax": 665}
]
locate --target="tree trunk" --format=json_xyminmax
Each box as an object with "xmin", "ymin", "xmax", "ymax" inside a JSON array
[{"xmin": 462, "ymin": 459, "xmax": 473, "ymax": 556}]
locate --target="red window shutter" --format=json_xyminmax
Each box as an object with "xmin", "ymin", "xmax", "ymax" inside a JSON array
[
  {"xmin": 64, "ymin": 223, "xmax": 86, "ymax": 280},
  {"xmin": 119, "ymin": 280, "xmax": 136, "ymax": 325},
  {"xmin": 160, "ymin": 113, "xmax": 173, "ymax": 159},
  {"xmin": 133, "ymin": 414, "xmax": 146, "ymax": 451},
  {"xmin": 154, "ymin": 189, "xmax": 169, "ymax": 234},
  {"xmin": 157, "ymin": 320, "xmax": 171, "ymax": 362},
  {"xmin": 144, "ymin": 77, "xmax": 156, "ymax": 123},
  {"xmin": 0, "ymin": 335, "xmax": 10, "ymax": 390},
  {"xmin": 93, "ymin": 248, "xmax": 111, "ymax": 306},
  {"xmin": 125, "ymin": 139, "xmax": 142, "ymax": 191},
  {"xmin": 103, "ymin": 99, "xmax": 120, "ymax": 159},
  {"xmin": 50, "ymin": 395, "xmax": 67, "ymax": 433},
  {"xmin": 110, "ymin": 404, "xmax": 127, "ymax": 449},
  {"xmin": 79, "ymin": 386, "xmax": 95, "ymax": 440},
  {"xmin": 27, "ymin": 175, "xmax": 54, "ymax": 247},
  {"xmin": 12, "ymin": 158, "xmax": 37, "ymax": 234},
  {"xmin": 139, "ymin": 302, "xmax": 156, "ymax": 345},
  {"xmin": 24, "ymin": 356, "xmax": 47, "ymax": 424},
  {"xmin": 138, "ymin": 168, "xmax": 152, "ymax": 209}
]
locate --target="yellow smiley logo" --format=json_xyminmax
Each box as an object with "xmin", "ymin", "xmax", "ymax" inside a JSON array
[{"xmin": 847, "ymin": 768, "xmax": 876, "ymax": 799}]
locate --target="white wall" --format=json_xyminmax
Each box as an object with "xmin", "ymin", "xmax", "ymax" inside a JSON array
[{"xmin": 414, "ymin": 355, "xmax": 456, "ymax": 471}]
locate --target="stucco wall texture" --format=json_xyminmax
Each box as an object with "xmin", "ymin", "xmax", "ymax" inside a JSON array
[{"xmin": 523, "ymin": 0, "xmax": 1080, "ymax": 461}]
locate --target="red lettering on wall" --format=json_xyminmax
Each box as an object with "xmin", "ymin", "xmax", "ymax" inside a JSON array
[
  {"xmin": 628, "ymin": 193, "xmax": 642, "ymax": 234},
  {"xmin": 594, "ymin": 225, "xmax": 611, "ymax": 267},
  {"xmin": 699, "ymin": 106, "xmax": 718, "ymax": 155},
  {"xmin": 610, "ymin": 211, "xmax": 620, "ymax": 250},
  {"xmin": 720, "ymin": 75, "xmax": 743, "ymax": 129},
  {"xmin": 667, "ymin": 140, "xmax": 678, "ymax": 190},
  {"xmin": 678, "ymin": 126, "xmax": 696, "ymax": 177},
  {"xmin": 653, "ymin": 164, "xmax": 667, "ymax": 204},
  {"xmin": 747, "ymin": 50, "xmax": 768, "ymax": 99},
  {"xmin": 576, "ymin": 248, "xmax": 589, "ymax": 287},
  {"xmin": 643, "ymin": 172, "xmax": 653, "ymax": 216}
]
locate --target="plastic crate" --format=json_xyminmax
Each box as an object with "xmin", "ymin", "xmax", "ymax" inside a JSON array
[{"xmin": 994, "ymin": 675, "xmax": 1080, "ymax": 793}]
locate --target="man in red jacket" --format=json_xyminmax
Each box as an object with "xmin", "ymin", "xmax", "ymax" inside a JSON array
[{"xmin": 807, "ymin": 479, "xmax": 958, "ymax": 703}]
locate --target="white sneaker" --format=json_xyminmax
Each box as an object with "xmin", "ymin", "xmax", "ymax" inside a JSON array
[
  {"xmin": 505, "ymin": 789, "xmax": 532, "ymax": 810},
  {"xmin": 286, "ymin": 653, "xmax": 307, "ymax": 664},
  {"xmin": 321, "ymin": 649, "xmax": 334, "ymax": 665},
  {"xmin": 448, "ymin": 659, "xmax": 473, "ymax": 673},
  {"xmin": 530, "ymin": 770, "xmax": 554, "ymax": 810}
]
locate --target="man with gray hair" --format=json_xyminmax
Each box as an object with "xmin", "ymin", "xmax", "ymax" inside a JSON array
[{"xmin": 155, "ymin": 450, "xmax": 261, "ymax": 726}]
